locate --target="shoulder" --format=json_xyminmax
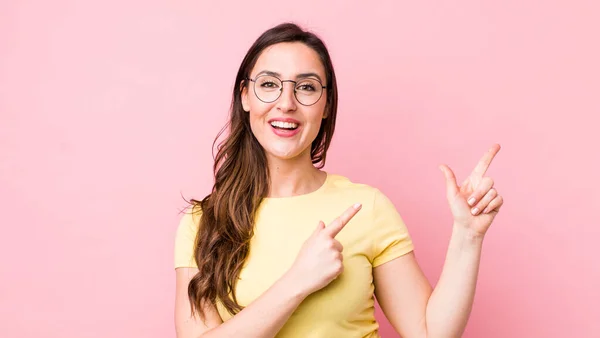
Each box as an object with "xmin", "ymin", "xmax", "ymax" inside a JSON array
[
  {"xmin": 174, "ymin": 202, "xmax": 204, "ymax": 268},
  {"xmin": 176, "ymin": 203, "xmax": 203, "ymax": 235},
  {"xmin": 325, "ymin": 173, "xmax": 401, "ymax": 218},
  {"xmin": 325, "ymin": 173, "xmax": 388, "ymax": 202}
]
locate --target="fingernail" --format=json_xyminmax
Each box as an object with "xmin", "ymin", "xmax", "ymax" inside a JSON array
[
  {"xmin": 353, "ymin": 203, "xmax": 362, "ymax": 209},
  {"xmin": 471, "ymin": 207, "xmax": 479, "ymax": 215},
  {"xmin": 468, "ymin": 197, "xmax": 476, "ymax": 206}
]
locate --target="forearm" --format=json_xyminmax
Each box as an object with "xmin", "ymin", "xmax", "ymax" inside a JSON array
[
  {"xmin": 200, "ymin": 272, "xmax": 307, "ymax": 338},
  {"xmin": 425, "ymin": 224, "xmax": 484, "ymax": 338}
]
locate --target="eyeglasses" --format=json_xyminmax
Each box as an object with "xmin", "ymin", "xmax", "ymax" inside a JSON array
[{"xmin": 246, "ymin": 74, "xmax": 327, "ymax": 106}]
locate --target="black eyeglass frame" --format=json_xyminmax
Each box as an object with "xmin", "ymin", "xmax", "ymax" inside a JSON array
[{"xmin": 245, "ymin": 74, "xmax": 327, "ymax": 106}]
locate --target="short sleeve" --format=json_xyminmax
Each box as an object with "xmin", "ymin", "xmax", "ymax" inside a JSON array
[
  {"xmin": 371, "ymin": 189, "xmax": 414, "ymax": 267},
  {"xmin": 174, "ymin": 206, "xmax": 201, "ymax": 269}
]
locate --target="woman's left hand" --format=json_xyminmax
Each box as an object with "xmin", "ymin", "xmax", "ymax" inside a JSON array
[{"xmin": 439, "ymin": 144, "xmax": 504, "ymax": 237}]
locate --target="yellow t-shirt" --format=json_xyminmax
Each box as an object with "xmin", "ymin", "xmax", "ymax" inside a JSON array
[{"xmin": 174, "ymin": 173, "xmax": 414, "ymax": 338}]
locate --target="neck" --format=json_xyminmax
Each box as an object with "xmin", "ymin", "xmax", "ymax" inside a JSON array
[{"xmin": 266, "ymin": 152, "xmax": 326, "ymax": 198}]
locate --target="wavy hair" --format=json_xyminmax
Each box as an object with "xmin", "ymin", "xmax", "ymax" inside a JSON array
[{"xmin": 187, "ymin": 22, "xmax": 339, "ymax": 318}]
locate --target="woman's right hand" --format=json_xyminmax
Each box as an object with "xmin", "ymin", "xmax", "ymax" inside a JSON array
[{"xmin": 285, "ymin": 203, "xmax": 363, "ymax": 296}]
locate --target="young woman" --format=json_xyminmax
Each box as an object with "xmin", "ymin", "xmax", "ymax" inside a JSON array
[{"xmin": 174, "ymin": 22, "xmax": 503, "ymax": 338}]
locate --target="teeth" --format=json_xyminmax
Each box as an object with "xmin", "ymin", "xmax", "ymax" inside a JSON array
[{"xmin": 270, "ymin": 121, "xmax": 298, "ymax": 129}]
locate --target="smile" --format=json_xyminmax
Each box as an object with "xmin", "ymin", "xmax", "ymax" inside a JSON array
[{"xmin": 270, "ymin": 121, "xmax": 299, "ymax": 130}]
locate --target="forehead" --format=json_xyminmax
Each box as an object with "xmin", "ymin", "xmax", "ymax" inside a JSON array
[{"xmin": 251, "ymin": 42, "xmax": 325, "ymax": 79}]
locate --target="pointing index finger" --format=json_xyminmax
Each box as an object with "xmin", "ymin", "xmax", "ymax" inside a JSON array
[
  {"xmin": 324, "ymin": 203, "xmax": 362, "ymax": 238},
  {"xmin": 470, "ymin": 144, "xmax": 501, "ymax": 178}
]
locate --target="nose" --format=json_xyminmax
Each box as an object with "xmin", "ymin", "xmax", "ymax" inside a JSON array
[{"xmin": 276, "ymin": 81, "xmax": 297, "ymax": 112}]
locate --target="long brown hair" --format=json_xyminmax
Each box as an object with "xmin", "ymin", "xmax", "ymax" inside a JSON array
[{"xmin": 187, "ymin": 22, "xmax": 339, "ymax": 318}]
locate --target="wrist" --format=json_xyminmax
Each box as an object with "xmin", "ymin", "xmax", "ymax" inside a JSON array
[
  {"xmin": 451, "ymin": 224, "xmax": 485, "ymax": 247},
  {"xmin": 280, "ymin": 269, "xmax": 311, "ymax": 301}
]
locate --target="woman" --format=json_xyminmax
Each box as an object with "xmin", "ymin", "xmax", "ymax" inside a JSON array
[{"xmin": 174, "ymin": 22, "xmax": 503, "ymax": 338}]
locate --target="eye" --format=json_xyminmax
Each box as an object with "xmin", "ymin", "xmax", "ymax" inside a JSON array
[
  {"xmin": 260, "ymin": 80, "xmax": 279, "ymax": 88},
  {"xmin": 297, "ymin": 82, "xmax": 316, "ymax": 92}
]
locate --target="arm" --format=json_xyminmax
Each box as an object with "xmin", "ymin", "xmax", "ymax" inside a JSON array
[
  {"xmin": 373, "ymin": 226, "xmax": 482, "ymax": 338},
  {"xmin": 175, "ymin": 267, "xmax": 308, "ymax": 338},
  {"xmin": 174, "ymin": 204, "xmax": 362, "ymax": 338},
  {"xmin": 424, "ymin": 226, "xmax": 483, "ymax": 337},
  {"xmin": 175, "ymin": 268, "xmax": 222, "ymax": 337},
  {"xmin": 375, "ymin": 145, "xmax": 504, "ymax": 337}
]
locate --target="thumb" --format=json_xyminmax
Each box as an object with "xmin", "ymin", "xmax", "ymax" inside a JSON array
[
  {"xmin": 439, "ymin": 164, "xmax": 459, "ymax": 199},
  {"xmin": 313, "ymin": 221, "xmax": 326, "ymax": 236}
]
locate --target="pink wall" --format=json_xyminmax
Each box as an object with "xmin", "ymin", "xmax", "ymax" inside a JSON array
[{"xmin": 1, "ymin": 1, "xmax": 598, "ymax": 337}]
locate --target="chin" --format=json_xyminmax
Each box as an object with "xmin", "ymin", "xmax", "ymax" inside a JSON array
[
  {"xmin": 265, "ymin": 146, "xmax": 306, "ymax": 160},
  {"xmin": 271, "ymin": 151, "xmax": 301, "ymax": 160}
]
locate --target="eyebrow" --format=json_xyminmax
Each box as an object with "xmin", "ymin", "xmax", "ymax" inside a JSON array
[{"xmin": 255, "ymin": 70, "xmax": 325, "ymax": 84}]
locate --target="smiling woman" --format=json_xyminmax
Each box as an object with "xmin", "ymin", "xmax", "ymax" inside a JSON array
[
  {"xmin": 242, "ymin": 42, "xmax": 331, "ymax": 161},
  {"xmin": 174, "ymin": 22, "xmax": 503, "ymax": 338}
]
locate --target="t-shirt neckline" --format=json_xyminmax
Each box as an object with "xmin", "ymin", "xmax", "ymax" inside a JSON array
[{"xmin": 262, "ymin": 171, "xmax": 330, "ymax": 202}]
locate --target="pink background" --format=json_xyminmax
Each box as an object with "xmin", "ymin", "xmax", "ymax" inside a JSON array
[{"xmin": 1, "ymin": 1, "xmax": 598, "ymax": 337}]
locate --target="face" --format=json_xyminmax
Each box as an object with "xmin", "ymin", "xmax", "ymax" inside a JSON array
[{"xmin": 241, "ymin": 42, "xmax": 328, "ymax": 162}]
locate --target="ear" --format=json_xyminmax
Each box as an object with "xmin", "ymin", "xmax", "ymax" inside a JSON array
[{"xmin": 241, "ymin": 81, "xmax": 250, "ymax": 112}]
